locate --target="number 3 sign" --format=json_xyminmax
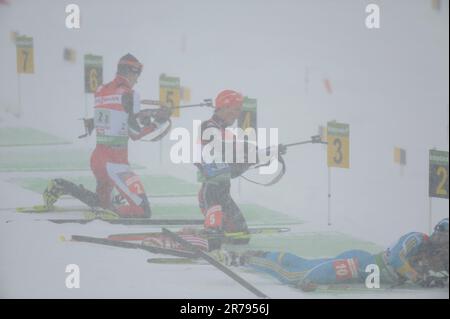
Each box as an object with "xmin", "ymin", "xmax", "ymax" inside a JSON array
[{"xmin": 327, "ymin": 121, "xmax": 350, "ymax": 169}]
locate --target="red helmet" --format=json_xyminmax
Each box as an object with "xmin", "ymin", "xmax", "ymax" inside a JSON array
[{"xmin": 215, "ymin": 90, "xmax": 243, "ymax": 109}]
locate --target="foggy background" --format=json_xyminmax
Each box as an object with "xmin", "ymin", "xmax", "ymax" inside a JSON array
[{"xmin": 0, "ymin": 0, "xmax": 448, "ymax": 246}]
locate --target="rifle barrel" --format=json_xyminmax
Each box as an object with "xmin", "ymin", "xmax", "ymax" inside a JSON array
[
  {"xmin": 178, "ymin": 103, "xmax": 212, "ymax": 109},
  {"xmin": 284, "ymin": 140, "xmax": 313, "ymax": 148},
  {"xmin": 141, "ymin": 101, "xmax": 212, "ymax": 109}
]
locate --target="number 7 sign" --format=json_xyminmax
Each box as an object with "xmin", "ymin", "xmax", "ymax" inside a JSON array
[{"xmin": 16, "ymin": 35, "xmax": 34, "ymax": 74}]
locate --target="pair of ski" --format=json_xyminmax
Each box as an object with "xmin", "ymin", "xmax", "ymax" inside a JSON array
[
  {"xmin": 105, "ymin": 227, "xmax": 289, "ymax": 258},
  {"xmin": 67, "ymin": 229, "xmax": 269, "ymax": 298},
  {"xmin": 14, "ymin": 205, "xmax": 204, "ymax": 225},
  {"xmin": 107, "ymin": 226, "xmax": 290, "ymax": 242},
  {"xmin": 68, "ymin": 226, "xmax": 289, "ymax": 262}
]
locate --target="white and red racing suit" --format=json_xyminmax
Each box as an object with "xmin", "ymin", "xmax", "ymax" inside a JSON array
[{"xmin": 91, "ymin": 75, "xmax": 160, "ymax": 217}]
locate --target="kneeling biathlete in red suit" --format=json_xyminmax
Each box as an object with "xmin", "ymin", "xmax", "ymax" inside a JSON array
[
  {"xmin": 43, "ymin": 54, "xmax": 171, "ymax": 218},
  {"xmin": 196, "ymin": 90, "xmax": 253, "ymax": 243}
]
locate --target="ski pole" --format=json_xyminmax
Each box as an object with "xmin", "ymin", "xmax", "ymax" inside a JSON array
[{"xmin": 162, "ymin": 228, "xmax": 269, "ymax": 299}]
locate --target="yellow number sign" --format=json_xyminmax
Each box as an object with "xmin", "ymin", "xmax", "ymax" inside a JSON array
[
  {"xmin": 16, "ymin": 36, "xmax": 34, "ymax": 74},
  {"xmin": 159, "ymin": 74, "xmax": 180, "ymax": 117},
  {"xmin": 429, "ymin": 150, "xmax": 449, "ymax": 199},
  {"xmin": 84, "ymin": 54, "xmax": 103, "ymax": 93},
  {"xmin": 242, "ymin": 113, "xmax": 252, "ymax": 131},
  {"xmin": 238, "ymin": 97, "xmax": 257, "ymax": 136},
  {"xmin": 327, "ymin": 122, "xmax": 349, "ymax": 168},
  {"xmin": 394, "ymin": 147, "xmax": 407, "ymax": 166}
]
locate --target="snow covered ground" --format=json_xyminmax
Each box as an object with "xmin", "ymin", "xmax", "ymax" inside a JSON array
[{"xmin": 0, "ymin": 172, "xmax": 448, "ymax": 299}]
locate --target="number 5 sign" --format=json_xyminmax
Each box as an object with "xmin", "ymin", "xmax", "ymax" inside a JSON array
[
  {"xmin": 159, "ymin": 74, "xmax": 180, "ymax": 117},
  {"xmin": 84, "ymin": 54, "xmax": 103, "ymax": 93},
  {"xmin": 16, "ymin": 35, "xmax": 34, "ymax": 74},
  {"xmin": 327, "ymin": 122, "xmax": 350, "ymax": 168},
  {"xmin": 429, "ymin": 150, "xmax": 449, "ymax": 199}
]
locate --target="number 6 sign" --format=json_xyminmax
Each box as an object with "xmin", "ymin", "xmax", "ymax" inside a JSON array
[{"xmin": 84, "ymin": 54, "xmax": 103, "ymax": 93}]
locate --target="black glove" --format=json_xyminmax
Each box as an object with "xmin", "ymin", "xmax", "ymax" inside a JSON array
[
  {"xmin": 296, "ymin": 279, "xmax": 318, "ymax": 292},
  {"xmin": 137, "ymin": 109, "xmax": 154, "ymax": 127},
  {"xmin": 153, "ymin": 107, "xmax": 171, "ymax": 124}
]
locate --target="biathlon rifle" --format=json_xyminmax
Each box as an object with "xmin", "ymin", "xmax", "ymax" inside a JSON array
[{"xmin": 78, "ymin": 98, "xmax": 213, "ymax": 139}]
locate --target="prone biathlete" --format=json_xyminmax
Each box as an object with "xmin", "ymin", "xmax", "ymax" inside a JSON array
[
  {"xmin": 43, "ymin": 54, "xmax": 171, "ymax": 218},
  {"xmin": 215, "ymin": 219, "xmax": 449, "ymax": 291}
]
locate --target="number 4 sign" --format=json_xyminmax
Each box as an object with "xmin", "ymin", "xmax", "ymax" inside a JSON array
[
  {"xmin": 238, "ymin": 97, "xmax": 257, "ymax": 138},
  {"xmin": 429, "ymin": 150, "xmax": 449, "ymax": 199}
]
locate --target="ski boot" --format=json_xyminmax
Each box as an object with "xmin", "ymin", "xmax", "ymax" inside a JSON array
[
  {"xmin": 42, "ymin": 179, "xmax": 66, "ymax": 210},
  {"xmin": 210, "ymin": 249, "xmax": 266, "ymax": 266},
  {"xmin": 210, "ymin": 249, "xmax": 241, "ymax": 266},
  {"xmin": 234, "ymin": 250, "xmax": 267, "ymax": 265}
]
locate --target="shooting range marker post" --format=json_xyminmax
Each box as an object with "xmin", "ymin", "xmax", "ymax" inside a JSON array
[
  {"xmin": 159, "ymin": 73, "xmax": 181, "ymax": 166},
  {"xmin": 84, "ymin": 54, "xmax": 103, "ymax": 118},
  {"xmin": 15, "ymin": 35, "xmax": 35, "ymax": 117},
  {"xmin": 326, "ymin": 121, "xmax": 350, "ymax": 225},
  {"xmin": 237, "ymin": 96, "xmax": 258, "ymax": 198},
  {"xmin": 428, "ymin": 149, "xmax": 449, "ymax": 233}
]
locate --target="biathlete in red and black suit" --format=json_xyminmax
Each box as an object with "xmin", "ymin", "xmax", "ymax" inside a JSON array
[{"xmin": 196, "ymin": 90, "xmax": 254, "ymax": 244}]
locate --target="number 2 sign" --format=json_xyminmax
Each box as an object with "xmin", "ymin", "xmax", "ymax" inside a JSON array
[{"xmin": 429, "ymin": 150, "xmax": 449, "ymax": 199}]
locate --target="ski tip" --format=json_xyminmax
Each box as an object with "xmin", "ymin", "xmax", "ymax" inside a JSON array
[{"xmin": 16, "ymin": 205, "xmax": 50, "ymax": 213}]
